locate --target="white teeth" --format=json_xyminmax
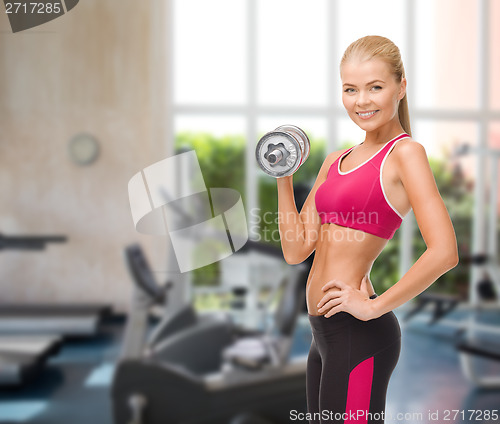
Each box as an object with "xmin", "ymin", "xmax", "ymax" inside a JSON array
[{"xmin": 358, "ymin": 111, "xmax": 377, "ymax": 117}]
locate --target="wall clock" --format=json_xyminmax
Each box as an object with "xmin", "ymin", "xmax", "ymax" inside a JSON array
[{"xmin": 68, "ymin": 133, "xmax": 100, "ymax": 166}]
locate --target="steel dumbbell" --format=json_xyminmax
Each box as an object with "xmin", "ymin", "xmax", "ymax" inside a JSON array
[{"xmin": 255, "ymin": 125, "xmax": 310, "ymax": 178}]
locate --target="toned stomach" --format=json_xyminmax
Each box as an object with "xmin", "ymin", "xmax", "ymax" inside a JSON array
[{"xmin": 306, "ymin": 223, "xmax": 389, "ymax": 316}]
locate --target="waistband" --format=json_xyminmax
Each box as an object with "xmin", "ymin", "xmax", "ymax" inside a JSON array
[{"xmin": 308, "ymin": 294, "xmax": 378, "ymax": 331}]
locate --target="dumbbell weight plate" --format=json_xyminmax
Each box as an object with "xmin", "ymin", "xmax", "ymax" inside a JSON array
[
  {"xmin": 256, "ymin": 131, "xmax": 302, "ymax": 178},
  {"xmin": 275, "ymin": 125, "xmax": 310, "ymax": 163}
]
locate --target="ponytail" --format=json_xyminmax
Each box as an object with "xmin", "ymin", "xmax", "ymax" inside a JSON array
[{"xmin": 398, "ymin": 94, "xmax": 412, "ymax": 137}]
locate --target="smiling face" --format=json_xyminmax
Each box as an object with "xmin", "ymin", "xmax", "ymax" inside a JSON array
[{"xmin": 341, "ymin": 57, "xmax": 406, "ymax": 133}]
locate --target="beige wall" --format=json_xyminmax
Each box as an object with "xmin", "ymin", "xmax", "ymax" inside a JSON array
[{"xmin": 0, "ymin": 1, "xmax": 169, "ymax": 311}]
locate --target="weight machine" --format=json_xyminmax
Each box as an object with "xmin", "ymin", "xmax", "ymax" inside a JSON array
[{"xmin": 452, "ymin": 142, "xmax": 500, "ymax": 388}]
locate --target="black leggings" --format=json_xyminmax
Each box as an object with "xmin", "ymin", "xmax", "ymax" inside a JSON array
[{"xmin": 306, "ymin": 295, "xmax": 401, "ymax": 424}]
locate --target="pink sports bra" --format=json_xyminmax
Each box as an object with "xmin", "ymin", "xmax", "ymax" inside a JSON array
[{"xmin": 314, "ymin": 133, "xmax": 410, "ymax": 240}]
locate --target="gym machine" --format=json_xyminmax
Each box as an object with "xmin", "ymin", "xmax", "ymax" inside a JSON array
[
  {"xmin": 0, "ymin": 233, "xmax": 111, "ymax": 386},
  {"xmin": 0, "ymin": 233, "xmax": 64, "ymax": 386},
  {"xmin": 112, "ymin": 241, "xmax": 308, "ymax": 424},
  {"xmin": 112, "ymin": 126, "xmax": 312, "ymax": 423},
  {"xmin": 451, "ymin": 143, "xmax": 500, "ymax": 388}
]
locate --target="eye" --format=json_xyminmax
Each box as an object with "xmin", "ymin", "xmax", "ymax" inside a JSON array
[
  {"xmin": 371, "ymin": 85, "xmax": 382, "ymax": 91},
  {"xmin": 343, "ymin": 88, "xmax": 355, "ymax": 93}
]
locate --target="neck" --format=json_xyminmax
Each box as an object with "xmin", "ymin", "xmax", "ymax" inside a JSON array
[{"xmin": 362, "ymin": 119, "xmax": 406, "ymax": 146}]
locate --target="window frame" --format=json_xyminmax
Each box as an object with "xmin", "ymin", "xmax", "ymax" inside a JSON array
[{"xmin": 165, "ymin": 0, "xmax": 500, "ymax": 280}]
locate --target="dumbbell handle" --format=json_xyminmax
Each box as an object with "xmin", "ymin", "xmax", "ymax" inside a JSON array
[
  {"xmin": 256, "ymin": 125, "xmax": 310, "ymax": 178},
  {"xmin": 268, "ymin": 148, "xmax": 284, "ymax": 166}
]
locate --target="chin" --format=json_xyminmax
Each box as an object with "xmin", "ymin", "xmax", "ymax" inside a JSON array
[{"xmin": 355, "ymin": 121, "xmax": 378, "ymax": 132}]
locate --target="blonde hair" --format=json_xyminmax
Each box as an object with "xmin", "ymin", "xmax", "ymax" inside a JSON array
[{"xmin": 340, "ymin": 35, "xmax": 412, "ymax": 137}]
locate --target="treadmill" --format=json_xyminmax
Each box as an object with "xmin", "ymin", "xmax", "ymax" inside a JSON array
[
  {"xmin": 0, "ymin": 303, "xmax": 112, "ymax": 337},
  {"xmin": 0, "ymin": 335, "xmax": 62, "ymax": 385},
  {"xmin": 0, "ymin": 233, "xmax": 111, "ymax": 387}
]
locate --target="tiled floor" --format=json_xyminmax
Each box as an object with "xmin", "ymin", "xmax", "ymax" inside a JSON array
[{"xmin": 0, "ymin": 308, "xmax": 499, "ymax": 424}]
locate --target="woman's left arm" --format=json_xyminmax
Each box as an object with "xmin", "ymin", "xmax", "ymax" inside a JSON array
[{"xmin": 368, "ymin": 140, "xmax": 459, "ymax": 318}]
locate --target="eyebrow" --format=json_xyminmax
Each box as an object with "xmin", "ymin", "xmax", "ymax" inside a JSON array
[{"xmin": 342, "ymin": 79, "xmax": 385, "ymax": 87}]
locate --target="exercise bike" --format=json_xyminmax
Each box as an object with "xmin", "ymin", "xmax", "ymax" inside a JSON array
[{"xmin": 112, "ymin": 238, "xmax": 309, "ymax": 424}]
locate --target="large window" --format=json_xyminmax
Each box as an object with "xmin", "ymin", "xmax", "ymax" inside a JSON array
[{"xmin": 168, "ymin": 0, "xmax": 499, "ymax": 295}]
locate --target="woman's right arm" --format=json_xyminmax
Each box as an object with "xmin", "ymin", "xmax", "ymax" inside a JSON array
[{"xmin": 276, "ymin": 151, "xmax": 341, "ymax": 264}]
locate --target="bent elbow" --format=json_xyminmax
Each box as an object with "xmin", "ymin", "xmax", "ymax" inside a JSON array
[
  {"xmin": 283, "ymin": 246, "xmax": 311, "ymax": 265},
  {"xmin": 282, "ymin": 241, "xmax": 313, "ymax": 265},
  {"xmin": 430, "ymin": 245, "xmax": 459, "ymax": 272},
  {"xmin": 283, "ymin": 252, "xmax": 304, "ymax": 265},
  {"xmin": 443, "ymin": 250, "xmax": 459, "ymax": 271},
  {"xmin": 449, "ymin": 253, "xmax": 459, "ymax": 269}
]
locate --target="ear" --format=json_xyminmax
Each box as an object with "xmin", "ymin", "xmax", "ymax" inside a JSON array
[{"xmin": 398, "ymin": 77, "xmax": 407, "ymax": 101}]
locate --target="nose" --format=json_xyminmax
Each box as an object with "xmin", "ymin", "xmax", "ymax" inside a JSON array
[{"xmin": 356, "ymin": 90, "xmax": 371, "ymax": 108}]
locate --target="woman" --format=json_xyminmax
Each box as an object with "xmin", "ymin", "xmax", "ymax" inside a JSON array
[{"xmin": 276, "ymin": 36, "xmax": 458, "ymax": 423}]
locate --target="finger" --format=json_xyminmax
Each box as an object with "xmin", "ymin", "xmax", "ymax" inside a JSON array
[
  {"xmin": 318, "ymin": 298, "xmax": 342, "ymax": 313},
  {"xmin": 321, "ymin": 279, "xmax": 337, "ymax": 292},
  {"xmin": 317, "ymin": 290, "xmax": 342, "ymax": 309},
  {"xmin": 325, "ymin": 303, "xmax": 344, "ymax": 318},
  {"xmin": 321, "ymin": 279, "xmax": 345, "ymax": 291}
]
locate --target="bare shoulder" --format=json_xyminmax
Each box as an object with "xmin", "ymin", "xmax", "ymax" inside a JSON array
[
  {"xmin": 392, "ymin": 137, "xmax": 427, "ymax": 159},
  {"xmin": 391, "ymin": 137, "xmax": 429, "ymax": 171},
  {"xmin": 391, "ymin": 136, "xmax": 437, "ymax": 200}
]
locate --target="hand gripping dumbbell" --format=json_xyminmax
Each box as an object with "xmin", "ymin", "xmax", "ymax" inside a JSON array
[{"xmin": 255, "ymin": 125, "xmax": 310, "ymax": 178}]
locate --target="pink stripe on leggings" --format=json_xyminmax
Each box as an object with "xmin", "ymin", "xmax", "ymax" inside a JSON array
[{"xmin": 344, "ymin": 356, "xmax": 374, "ymax": 424}]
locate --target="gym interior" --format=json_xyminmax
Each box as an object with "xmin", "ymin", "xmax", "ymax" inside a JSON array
[{"xmin": 1, "ymin": 1, "xmax": 499, "ymax": 423}]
